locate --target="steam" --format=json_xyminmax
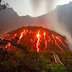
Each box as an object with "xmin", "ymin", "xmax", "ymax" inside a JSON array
[
  {"xmin": 46, "ymin": 0, "xmax": 56, "ymax": 11},
  {"xmin": 31, "ymin": 0, "xmax": 41, "ymax": 11},
  {"xmin": 31, "ymin": 0, "xmax": 56, "ymax": 15}
]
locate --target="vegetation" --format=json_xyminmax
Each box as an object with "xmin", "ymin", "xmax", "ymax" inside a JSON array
[
  {"xmin": 0, "ymin": 39, "xmax": 72, "ymax": 72},
  {"xmin": 0, "ymin": 0, "xmax": 8, "ymax": 11},
  {"xmin": 0, "ymin": 50, "xmax": 71, "ymax": 72}
]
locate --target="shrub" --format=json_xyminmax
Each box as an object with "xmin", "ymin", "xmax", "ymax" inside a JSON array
[{"xmin": 49, "ymin": 62, "xmax": 67, "ymax": 72}]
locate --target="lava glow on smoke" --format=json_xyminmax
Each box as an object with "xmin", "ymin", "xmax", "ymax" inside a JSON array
[{"xmin": 3, "ymin": 27, "xmax": 69, "ymax": 52}]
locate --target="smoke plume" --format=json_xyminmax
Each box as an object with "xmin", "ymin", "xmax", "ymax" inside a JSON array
[
  {"xmin": 31, "ymin": 0, "xmax": 56, "ymax": 11},
  {"xmin": 46, "ymin": 0, "xmax": 56, "ymax": 11},
  {"xmin": 31, "ymin": 0, "xmax": 41, "ymax": 11}
]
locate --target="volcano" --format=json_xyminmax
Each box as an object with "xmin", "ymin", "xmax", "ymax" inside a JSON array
[{"xmin": 2, "ymin": 26, "xmax": 70, "ymax": 52}]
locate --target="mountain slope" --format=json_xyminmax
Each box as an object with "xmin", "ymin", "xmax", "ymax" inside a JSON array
[{"xmin": 3, "ymin": 26, "xmax": 70, "ymax": 52}]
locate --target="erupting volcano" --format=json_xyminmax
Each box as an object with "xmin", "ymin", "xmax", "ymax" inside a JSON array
[{"xmin": 2, "ymin": 26, "xmax": 70, "ymax": 52}]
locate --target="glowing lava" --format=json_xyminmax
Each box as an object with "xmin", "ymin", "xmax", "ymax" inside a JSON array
[
  {"xmin": 56, "ymin": 36, "xmax": 69, "ymax": 50},
  {"xmin": 36, "ymin": 30, "xmax": 41, "ymax": 52},
  {"xmin": 5, "ymin": 42, "xmax": 11, "ymax": 51},
  {"xmin": 18, "ymin": 30, "xmax": 28, "ymax": 43},
  {"xmin": 14, "ymin": 34, "xmax": 17, "ymax": 37},
  {"xmin": 2, "ymin": 27, "xmax": 69, "ymax": 52},
  {"xmin": 2, "ymin": 34, "xmax": 10, "ymax": 39},
  {"xmin": 65, "ymin": 40, "xmax": 68, "ymax": 44},
  {"xmin": 52, "ymin": 34, "xmax": 63, "ymax": 52},
  {"xmin": 43, "ymin": 32, "xmax": 47, "ymax": 50}
]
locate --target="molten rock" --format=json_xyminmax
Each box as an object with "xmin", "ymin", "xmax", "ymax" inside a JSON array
[{"xmin": 2, "ymin": 26, "xmax": 70, "ymax": 52}]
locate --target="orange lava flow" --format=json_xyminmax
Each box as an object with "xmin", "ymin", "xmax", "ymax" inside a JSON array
[
  {"xmin": 52, "ymin": 34, "xmax": 63, "ymax": 52},
  {"xmin": 5, "ymin": 42, "xmax": 11, "ymax": 50},
  {"xmin": 65, "ymin": 40, "xmax": 68, "ymax": 43},
  {"xmin": 18, "ymin": 30, "xmax": 27, "ymax": 43},
  {"xmin": 19, "ymin": 30, "xmax": 25, "ymax": 40},
  {"xmin": 56, "ymin": 36, "xmax": 68, "ymax": 49},
  {"xmin": 3, "ymin": 28, "xmax": 69, "ymax": 52},
  {"xmin": 2, "ymin": 34, "xmax": 10, "ymax": 39},
  {"xmin": 43, "ymin": 32, "xmax": 47, "ymax": 50},
  {"xmin": 36, "ymin": 30, "xmax": 41, "ymax": 52},
  {"xmin": 14, "ymin": 34, "xmax": 17, "ymax": 37}
]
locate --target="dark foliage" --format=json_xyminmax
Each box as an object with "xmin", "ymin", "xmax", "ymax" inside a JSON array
[{"xmin": 0, "ymin": 39, "xmax": 71, "ymax": 72}]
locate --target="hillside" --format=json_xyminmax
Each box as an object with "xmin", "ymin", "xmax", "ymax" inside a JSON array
[{"xmin": 3, "ymin": 26, "xmax": 70, "ymax": 52}]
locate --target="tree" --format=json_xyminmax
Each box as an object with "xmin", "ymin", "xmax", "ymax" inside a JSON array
[
  {"xmin": 0, "ymin": 0, "xmax": 1, "ymax": 3},
  {"xmin": 49, "ymin": 62, "xmax": 67, "ymax": 72},
  {"xmin": 0, "ymin": 0, "xmax": 7, "ymax": 11}
]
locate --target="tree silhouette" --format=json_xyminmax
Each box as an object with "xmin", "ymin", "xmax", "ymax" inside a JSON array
[
  {"xmin": 0, "ymin": 0, "xmax": 1, "ymax": 3},
  {"xmin": 0, "ymin": 0, "xmax": 7, "ymax": 11}
]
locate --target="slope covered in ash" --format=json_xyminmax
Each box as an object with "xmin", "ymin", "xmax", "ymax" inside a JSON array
[{"xmin": 3, "ymin": 26, "xmax": 70, "ymax": 52}]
